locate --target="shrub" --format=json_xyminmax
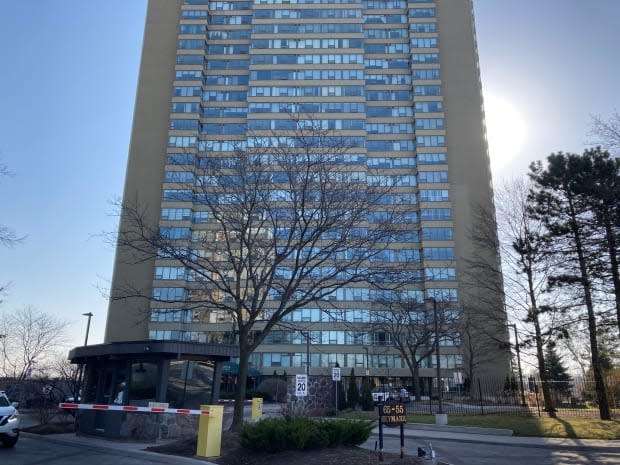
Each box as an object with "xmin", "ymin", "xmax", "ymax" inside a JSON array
[
  {"xmin": 321, "ymin": 419, "xmax": 373, "ymax": 446},
  {"xmin": 239, "ymin": 416, "xmax": 373, "ymax": 452},
  {"xmin": 239, "ymin": 417, "xmax": 289, "ymax": 452},
  {"xmin": 286, "ymin": 416, "xmax": 329, "ymax": 450},
  {"xmin": 255, "ymin": 378, "xmax": 288, "ymax": 402}
]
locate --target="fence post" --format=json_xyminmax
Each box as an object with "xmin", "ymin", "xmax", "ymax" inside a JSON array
[{"xmin": 478, "ymin": 379, "xmax": 484, "ymax": 415}]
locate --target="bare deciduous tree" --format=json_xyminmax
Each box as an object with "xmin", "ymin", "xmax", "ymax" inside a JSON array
[
  {"xmin": 465, "ymin": 178, "xmax": 570, "ymax": 414},
  {"xmin": 0, "ymin": 306, "xmax": 68, "ymax": 380},
  {"xmin": 112, "ymin": 120, "xmax": 403, "ymax": 429},
  {"xmin": 590, "ymin": 110, "xmax": 620, "ymax": 155},
  {"xmin": 0, "ymin": 159, "xmax": 23, "ymax": 249},
  {"xmin": 372, "ymin": 296, "xmax": 457, "ymax": 399}
]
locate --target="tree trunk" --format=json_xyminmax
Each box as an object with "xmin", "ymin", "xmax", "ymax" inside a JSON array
[
  {"xmin": 603, "ymin": 218, "xmax": 620, "ymax": 337},
  {"xmin": 411, "ymin": 363, "xmax": 421, "ymax": 399},
  {"xmin": 231, "ymin": 345, "xmax": 251, "ymax": 431},
  {"xmin": 524, "ymin": 263, "xmax": 556, "ymax": 417},
  {"xmin": 532, "ymin": 309, "xmax": 555, "ymax": 417},
  {"xmin": 566, "ymin": 193, "xmax": 611, "ymax": 420}
]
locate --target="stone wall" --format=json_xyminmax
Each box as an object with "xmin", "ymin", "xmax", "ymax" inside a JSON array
[
  {"xmin": 119, "ymin": 412, "xmax": 199, "ymax": 441},
  {"xmin": 77, "ymin": 410, "xmax": 198, "ymax": 441},
  {"xmin": 287, "ymin": 376, "xmax": 337, "ymax": 414}
]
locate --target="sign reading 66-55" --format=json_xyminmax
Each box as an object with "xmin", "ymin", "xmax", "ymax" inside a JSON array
[{"xmin": 379, "ymin": 400, "xmax": 407, "ymax": 426}]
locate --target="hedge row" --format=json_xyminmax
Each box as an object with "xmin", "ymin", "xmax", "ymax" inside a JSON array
[{"xmin": 239, "ymin": 416, "xmax": 373, "ymax": 453}]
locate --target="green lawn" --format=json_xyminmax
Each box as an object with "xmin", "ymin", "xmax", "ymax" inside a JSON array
[
  {"xmin": 408, "ymin": 414, "xmax": 620, "ymax": 440},
  {"xmin": 340, "ymin": 409, "xmax": 620, "ymax": 440}
]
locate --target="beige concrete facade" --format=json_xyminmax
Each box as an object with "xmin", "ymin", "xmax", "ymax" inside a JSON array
[
  {"xmin": 106, "ymin": 0, "xmax": 509, "ymax": 384},
  {"xmin": 105, "ymin": 0, "xmax": 183, "ymax": 342}
]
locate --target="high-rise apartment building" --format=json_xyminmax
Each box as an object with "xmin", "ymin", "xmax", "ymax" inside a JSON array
[{"xmin": 106, "ymin": 0, "xmax": 509, "ymax": 388}]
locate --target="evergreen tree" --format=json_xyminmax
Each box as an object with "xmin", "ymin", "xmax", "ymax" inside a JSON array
[
  {"xmin": 529, "ymin": 152, "xmax": 612, "ymax": 419},
  {"xmin": 360, "ymin": 378, "xmax": 375, "ymax": 411},
  {"xmin": 544, "ymin": 346, "xmax": 572, "ymax": 397},
  {"xmin": 347, "ymin": 368, "xmax": 360, "ymax": 409},
  {"xmin": 336, "ymin": 378, "xmax": 347, "ymax": 410}
]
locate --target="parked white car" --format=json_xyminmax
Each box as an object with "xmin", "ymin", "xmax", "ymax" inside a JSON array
[
  {"xmin": 371, "ymin": 386, "xmax": 392, "ymax": 404},
  {"xmin": 0, "ymin": 391, "xmax": 20, "ymax": 448}
]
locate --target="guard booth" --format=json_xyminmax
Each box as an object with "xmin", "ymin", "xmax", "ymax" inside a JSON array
[{"xmin": 68, "ymin": 340, "xmax": 238, "ymax": 439}]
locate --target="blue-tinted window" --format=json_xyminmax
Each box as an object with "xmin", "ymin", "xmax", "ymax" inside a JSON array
[
  {"xmin": 179, "ymin": 24, "xmax": 206, "ymax": 34},
  {"xmin": 422, "ymin": 227, "xmax": 453, "ymax": 241},
  {"xmin": 415, "ymin": 102, "xmax": 443, "ymax": 113},
  {"xmin": 409, "ymin": 8, "xmax": 436, "ymax": 17},
  {"xmin": 164, "ymin": 171, "xmax": 194, "ymax": 183},
  {"xmin": 412, "ymin": 53, "xmax": 439, "ymax": 64},
  {"xmin": 160, "ymin": 227, "xmax": 191, "ymax": 240},
  {"xmin": 153, "ymin": 287, "xmax": 188, "ymax": 301},
  {"xmin": 424, "ymin": 248, "xmax": 455, "ymax": 260},
  {"xmin": 166, "ymin": 153, "xmax": 195, "ymax": 165},
  {"xmin": 420, "ymin": 189, "xmax": 449, "ymax": 202},
  {"xmin": 161, "ymin": 208, "xmax": 191, "ymax": 221},
  {"xmin": 420, "ymin": 208, "xmax": 451, "ymax": 220},
  {"xmin": 418, "ymin": 171, "xmax": 448, "ymax": 183},
  {"xmin": 416, "ymin": 135, "xmax": 445, "ymax": 147},
  {"xmin": 163, "ymin": 189, "xmax": 193, "ymax": 201},
  {"xmin": 169, "ymin": 119, "xmax": 199, "ymax": 131},
  {"xmin": 418, "ymin": 153, "xmax": 447, "ymax": 164}
]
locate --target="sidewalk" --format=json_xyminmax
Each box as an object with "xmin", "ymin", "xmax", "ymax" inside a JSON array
[
  {"xmin": 373, "ymin": 422, "xmax": 620, "ymax": 450},
  {"xmin": 21, "ymin": 431, "xmax": 218, "ymax": 465},
  {"xmin": 20, "ymin": 412, "xmax": 215, "ymax": 465}
]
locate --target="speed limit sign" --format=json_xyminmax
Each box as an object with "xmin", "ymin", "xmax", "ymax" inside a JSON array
[{"xmin": 295, "ymin": 374, "xmax": 308, "ymax": 397}]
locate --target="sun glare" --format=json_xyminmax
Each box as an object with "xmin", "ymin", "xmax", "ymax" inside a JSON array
[{"xmin": 484, "ymin": 93, "xmax": 527, "ymax": 174}]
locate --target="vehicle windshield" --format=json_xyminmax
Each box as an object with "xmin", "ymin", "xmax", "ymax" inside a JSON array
[{"xmin": 0, "ymin": 396, "xmax": 10, "ymax": 407}]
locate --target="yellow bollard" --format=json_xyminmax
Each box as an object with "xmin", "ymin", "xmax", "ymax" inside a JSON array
[
  {"xmin": 196, "ymin": 405, "xmax": 224, "ymax": 458},
  {"xmin": 251, "ymin": 397, "xmax": 263, "ymax": 421}
]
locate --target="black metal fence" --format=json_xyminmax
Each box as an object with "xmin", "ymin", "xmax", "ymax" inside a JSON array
[
  {"xmin": 403, "ymin": 375, "xmax": 620, "ymax": 419},
  {"xmin": 248, "ymin": 373, "xmax": 618, "ymax": 418}
]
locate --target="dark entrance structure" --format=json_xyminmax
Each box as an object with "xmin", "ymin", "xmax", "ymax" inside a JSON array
[{"xmin": 68, "ymin": 340, "xmax": 238, "ymax": 438}]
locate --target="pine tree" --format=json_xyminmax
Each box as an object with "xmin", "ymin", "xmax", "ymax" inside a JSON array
[
  {"xmin": 360, "ymin": 378, "xmax": 374, "ymax": 411},
  {"xmin": 336, "ymin": 378, "xmax": 347, "ymax": 410},
  {"xmin": 530, "ymin": 152, "xmax": 612, "ymax": 419},
  {"xmin": 544, "ymin": 346, "xmax": 572, "ymax": 397},
  {"xmin": 347, "ymin": 368, "xmax": 360, "ymax": 409}
]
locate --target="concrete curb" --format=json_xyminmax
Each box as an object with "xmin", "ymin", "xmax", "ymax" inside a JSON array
[{"xmin": 405, "ymin": 422, "xmax": 513, "ymax": 436}]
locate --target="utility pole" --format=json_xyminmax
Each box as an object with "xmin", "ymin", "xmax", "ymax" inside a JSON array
[
  {"xmin": 509, "ymin": 323, "xmax": 526, "ymax": 406},
  {"xmin": 428, "ymin": 298, "xmax": 443, "ymax": 414},
  {"xmin": 305, "ymin": 330, "xmax": 310, "ymax": 376}
]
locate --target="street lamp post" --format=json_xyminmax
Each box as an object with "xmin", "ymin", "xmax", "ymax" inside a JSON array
[
  {"xmin": 363, "ymin": 346, "xmax": 369, "ymax": 377},
  {"xmin": 0, "ymin": 334, "xmax": 6, "ymax": 376},
  {"xmin": 305, "ymin": 330, "xmax": 310, "ymax": 376},
  {"xmin": 428, "ymin": 297, "xmax": 444, "ymax": 415},
  {"xmin": 77, "ymin": 312, "xmax": 93, "ymax": 402},
  {"xmin": 509, "ymin": 323, "xmax": 526, "ymax": 406},
  {"xmin": 82, "ymin": 312, "xmax": 94, "ymax": 346}
]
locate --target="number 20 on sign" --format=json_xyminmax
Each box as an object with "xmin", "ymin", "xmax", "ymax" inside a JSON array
[{"xmin": 295, "ymin": 374, "xmax": 308, "ymax": 397}]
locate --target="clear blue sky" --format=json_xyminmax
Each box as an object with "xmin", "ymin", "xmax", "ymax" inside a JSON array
[{"xmin": 0, "ymin": 1, "xmax": 618, "ymax": 352}]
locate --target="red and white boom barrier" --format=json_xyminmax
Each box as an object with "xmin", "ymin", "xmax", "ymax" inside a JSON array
[{"xmin": 58, "ymin": 402, "xmax": 209, "ymax": 415}]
